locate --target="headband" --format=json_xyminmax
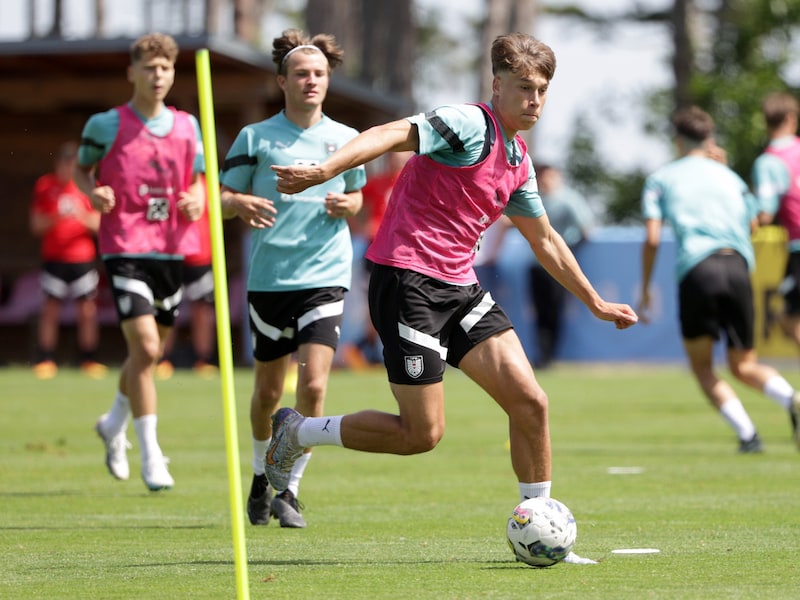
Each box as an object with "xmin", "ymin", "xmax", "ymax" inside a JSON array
[{"xmin": 281, "ymin": 44, "xmax": 323, "ymax": 69}]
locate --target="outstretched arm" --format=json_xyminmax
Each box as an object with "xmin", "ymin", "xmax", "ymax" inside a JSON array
[
  {"xmin": 273, "ymin": 119, "xmax": 418, "ymax": 194},
  {"xmin": 512, "ymin": 213, "xmax": 638, "ymax": 330},
  {"xmin": 638, "ymin": 218, "xmax": 661, "ymax": 324}
]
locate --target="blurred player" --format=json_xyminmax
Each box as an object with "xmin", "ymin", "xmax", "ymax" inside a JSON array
[
  {"xmin": 75, "ymin": 33, "xmax": 205, "ymax": 491},
  {"xmin": 29, "ymin": 141, "xmax": 106, "ymax": 379},
  {"xmin": 265, "ymin": 33, "xmax": 637, "ymax": 562},
  {"xmin": 639, "ymin": 106, "xmax": 800, "ymax": 452},
  {"xmin": 220, "ymin": 29, "xmax": 365, "ymax": 528}
]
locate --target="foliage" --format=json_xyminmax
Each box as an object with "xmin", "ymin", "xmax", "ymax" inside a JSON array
[{"xmin": 553, "ymin": 0, "xmax": 800, "ymax": 223}]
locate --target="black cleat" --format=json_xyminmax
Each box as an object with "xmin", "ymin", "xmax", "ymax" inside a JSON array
[
  {"xmin": 247, "ymin": 474, "xmax": 273, "ymax": 525},
  {"xmin": 738, "ymin": 433, "xmax": 763, "ymax": 454},
  {"xmin": 271, "ymin": 489, "xmax": 306, "ymax": 528}
]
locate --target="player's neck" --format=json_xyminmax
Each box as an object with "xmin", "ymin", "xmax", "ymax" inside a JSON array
[
  {"xmin": 129, "ymin": 97, "xmax": 166, "ymax": 121},
  {"xmin": 284, "ymin": 104, "xmax": 323, "ymax": 130}
]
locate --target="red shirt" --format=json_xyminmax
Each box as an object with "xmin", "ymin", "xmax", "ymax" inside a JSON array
[{"xmin": 31, "ymin": 173, "xmax": 97, "ymax": 262}]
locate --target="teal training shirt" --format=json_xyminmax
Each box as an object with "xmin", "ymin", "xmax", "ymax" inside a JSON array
[
  {"xmin": 220, "ymin": 111, "xmax": 366, "ymax": 292},
  {"xmin": 642, "ymin": 155, "xmax": 757, "ymax": 281}
]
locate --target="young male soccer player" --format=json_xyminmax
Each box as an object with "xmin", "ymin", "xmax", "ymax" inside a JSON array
[
  {"xmin": 75, "ymin": 32, "xmax": 205, "ymax": 490},
  {"xmin": 266, "ymin": 33, "xmax": 638, "ymax": 561}
]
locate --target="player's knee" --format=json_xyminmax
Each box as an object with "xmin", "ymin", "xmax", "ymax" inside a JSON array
[{"xmin": 406, "ymin": 426, "xmax": 443, "ymax": 454}]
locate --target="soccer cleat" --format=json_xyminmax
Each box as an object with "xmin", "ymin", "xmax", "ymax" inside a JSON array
[
  {"xmin": 737, "ymin": 433, "xmax": 763, "ymax": 454},
  {"xmin": 271, "ymin": 489, "xmax": 307, "ymax": 528},
  {"xmin": 563, "ymin": 551, "xmax": 598, "ymax": 565},
  {"xmin": 247, "ymin": 474, "xmax": 273, "ymax": 525},
  {"xmin": 142, "ymin": 456, "xmax": 174, "ymax": 491},
  {"xmin": 80, "ymin": 360, "xmax": 108, "ymax": 380},
  {"xmin": 94, "ymin": 418, "xmax": 131, "ymax": 480},
  {"xmin": 155, "ymin": 360, "xmax": 174, "ymax": 381},
  {"xmin": 32, "ymin": 360, "xmax": 58, "ymax": 380},
  {"xmin": 791, "ymin": 392, "xmax": 800, "ymax": 450},
  {"xmin": 264, "ymin": 407, "xmax": 305, "ymax": 493}
]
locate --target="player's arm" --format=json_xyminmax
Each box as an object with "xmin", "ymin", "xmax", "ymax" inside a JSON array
[
  {"xmin": 638, "ymin": 218, "xmax": 661, "ymax": 324},
  {"xmin": 325, "ymin": 190, "xmax": 363, "ymax": 219},
  {"xmin": 273, "ymin": 119, "xmax": 419, "ymax": 194},
  {"xmin": 512, "ymin": 213, "xmax": 638, "ymax": 329}
]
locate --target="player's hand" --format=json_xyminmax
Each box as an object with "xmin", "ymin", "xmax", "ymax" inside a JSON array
[
  {"xmin": 636, "ymin": 291, "xmax": 652, "ymax": 325},
  {"xmin": 594, "ymin": 302, "xmax": 639, "ymax": 330},
  {"xmin": 177, "ymin": 190, "xmax": 204, "ymax": 221},
  {"xmin": 325, "ymin": 192, "xmax": 359, "ymax": 219},
  {"xmin": 223, "ymin": 192, "xmax": 277, "ymax": 229},
  {"xmin": 91, "ymin": 185, "xmax": 116, "ymax": 213},
  {"xmin": 272, "ymin": 164, "xmax": 325, "ymax": 194}
]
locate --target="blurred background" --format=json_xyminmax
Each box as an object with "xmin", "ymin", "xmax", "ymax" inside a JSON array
[{"xmin": 1, "ymin": 0, "xmax": 799, "ymax": 367}]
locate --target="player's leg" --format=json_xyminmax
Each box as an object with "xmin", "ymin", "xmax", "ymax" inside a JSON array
[
  {"xmin": 459, "ymin": 329, "xmax": 551, "ymax": 486},
  {"xmin": 684, "ymin": 336, "xmax": 760, "ymax": 452}
]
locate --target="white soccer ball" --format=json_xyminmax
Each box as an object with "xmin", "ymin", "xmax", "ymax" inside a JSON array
[{"xmin": 506, "ymin": 496, "xmax": 577, "ymax": 567}]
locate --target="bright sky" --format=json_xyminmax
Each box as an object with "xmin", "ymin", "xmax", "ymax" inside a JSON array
[{"xmin": 0, "ymin": 0, "xmax": 673, "ymax": 171}]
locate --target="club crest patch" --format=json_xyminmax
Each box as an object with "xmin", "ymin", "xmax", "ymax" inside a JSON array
[{"xmin": 405, "ymin": 355, "xmax": 424, "ymax": 379}]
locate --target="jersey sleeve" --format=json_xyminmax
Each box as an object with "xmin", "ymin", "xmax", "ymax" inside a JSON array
[
  {"xmin": 219, "ymin": 126, "xmax": 257, "ymax": 193},
  {"xmin": 188, "ymin": 114, "xmax": 205, "ymax": 174},
  {"xmin": 504, "ymin": 155, "xmax": 545, "ymax": 219},
  {"xmin": 751, "ymin": 152, "xmax": 789, "ymax": 216},
  {"xmin": 78, "ymin": 109, "xmax": 119, "ymax": 167},
  {"xmin": 406, "ymin": 104, "xmax": 488, "ymax": 166},
  {"xmin": 641, "ymin": 175, "xmax": 664, "ymax": 221}
]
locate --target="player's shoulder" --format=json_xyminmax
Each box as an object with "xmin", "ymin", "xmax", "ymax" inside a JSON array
[{"xmin": 84, "ymin": 107, "xmax": 120, "ymax": 130}]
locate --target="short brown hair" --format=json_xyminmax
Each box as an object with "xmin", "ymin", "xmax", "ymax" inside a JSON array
[
  {"xmin": 672, "ymin": 106, "xmax": 714, "ymax": 143},
  {"xmin": 762, "ymin": 92, "xmax": 799, "ymax": 131},
  {"xmin": 491, "ymin": 33, "xmax": 556, "ymax": 81},
  {"xmin": 272, "ymin": 29, "xmax": 344, "ymax": 76},
  {"xmin": 130, "ymin": 33, "xmax": 178, "ymax": 64}
]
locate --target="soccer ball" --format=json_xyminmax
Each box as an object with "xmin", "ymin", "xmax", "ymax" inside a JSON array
[{"xmin": 506, "ymin": 497, "xmax": 577, "ymax": 567}]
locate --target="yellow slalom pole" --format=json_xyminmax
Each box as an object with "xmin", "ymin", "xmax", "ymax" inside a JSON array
[{"xmin": 194, "ymin": 48, "xmax": 250, "ymax": 600}]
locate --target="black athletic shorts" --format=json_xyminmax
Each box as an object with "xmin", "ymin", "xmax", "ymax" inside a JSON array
[
  {"xmin": 182, "ymin": 264, "xmax": 215, "ymax": 304},
  {"xmin": 368, "ymin": 262, "xmax": 513, "ymax": 385},
  {"xmin": 103, "ymin": 257, "xmax": 183, "ymax": 326},
  {"xmin": 780, "ymin": 251, "xmax": 800, "ymax": 315},
  {"xmin": 248, "ymin": 287, "xmax": 345, "ymax": 362},
  {"xmin": 678, "ymin": 251, "xmax": 754, "ymax": 349},
  {"xmin": 40, "ymin": 261, "xmax": 99, "ymax": 300}
]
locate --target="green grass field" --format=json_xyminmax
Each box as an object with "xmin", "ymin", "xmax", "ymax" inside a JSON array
[{"xmin": 2, "ymin": 363, "xmax": 799, "ymax": 599}]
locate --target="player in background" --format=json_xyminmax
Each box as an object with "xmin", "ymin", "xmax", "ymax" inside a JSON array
[
  {"xmin": 220, "ymin": 29, "xmax": 365, "ymax": 528},
  {"xmin": 266, "ymin": 33, "xmax": 637, "ymax": 562},
  {"xmin": 752, "ymin": 94, "xmax": 800, "ymax": 377},
  {"xmin": 29, "ymin": 141, "xmax": 106, "ymax": 380},
  {"xmin": 638, "ymin": 106, "xmax": 800, "ymax": 452},
  {"xmin": 75, "ymin": 32, "xmax": 206, "ymax": 491}
]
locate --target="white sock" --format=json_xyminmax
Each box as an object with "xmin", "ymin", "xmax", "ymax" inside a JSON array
[
  {"xmin": 287, "ymin": 452, "xmax": 312, "ymax": 497},
  {"xmin": 719, "ymin": 398, "xmax": 757, "ymax": 441},
  {"xmin": 519, "ymin": 481, "xmax": 551, "ymax": 501},
  {"xmin": 133, "ymin": 414, "xmax": 162, "ymax": 463},
  {"xmin": 297, "ymin": 416, "xmax": 343, "ymax": 447},
  {"xmin": 252, "ymin": 437, "xmax": 270, "ymax": 475},
  {"xmin": 102, "ymin": 390, "xmax": 130, "ymax": 436},
  {"xmin": 763, "ymin": 375, "xmax": 794, "ymax": 410}
]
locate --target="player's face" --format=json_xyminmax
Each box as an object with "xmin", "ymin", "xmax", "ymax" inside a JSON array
[
  {"xmin": 492, "ymin": 69, "xmax": 549, "ymax": 138},
  {"xmin": 279, "ymin": 52, "xmax": 330, "ymax": 111},
  {"xmin": 128, "ymin": 54, "xmax": 175, "ymax": 104}
]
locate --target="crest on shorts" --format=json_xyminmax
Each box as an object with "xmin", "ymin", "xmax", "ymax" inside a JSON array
[
  {"xmin": 118, "ymin": 294, "xmax": 132, "ymax": 316},
  {"xmin": 405, "ymin": 355, "xmax": 424, "ymax": 379}
]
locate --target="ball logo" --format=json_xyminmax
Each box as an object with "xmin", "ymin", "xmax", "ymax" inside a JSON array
[{"xmin": 405, "ymin": 355, "xmax": 424, "ymax": 378}]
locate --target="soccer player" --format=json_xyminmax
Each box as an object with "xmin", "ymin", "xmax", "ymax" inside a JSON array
[
  {"xmin": 29, "ymin": 141, "xmax": 105, "ymax": 380},
  {"xmin": 266, "ymin": 32, "xmax": 637, "ymax": 561},
  {"xmin": 220, "ymin": 29, "xmax": 366, "ymax": 528},
  {"xmin": 752, "ymin": 93, "xmax": 800, "ymax": 374},
  {"xmin": 75, "ymin": 33, "xmax": 206, "ymax": 490},
  {"xmin": 638, "ymin": 105, "xmax": 800, "ymax": 452}
]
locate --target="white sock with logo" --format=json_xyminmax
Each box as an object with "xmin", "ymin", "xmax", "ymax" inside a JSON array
[
  {"xmin": 519, "ymin": 481, "xmax": 551, "ymax": 501},
  {"xmin": 296, "ymin": 416, "xmax": 343, "ymax": 447}
]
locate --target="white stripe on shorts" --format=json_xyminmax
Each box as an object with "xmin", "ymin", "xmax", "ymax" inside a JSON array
[
  {"xmin": 112, "ymin": 275, "xmax": 154, "ymax": 304},
  {"xmin": 297, "ymin": 299, "xmax": 344, "ymax": 332},
  {"xmin": 459, "ymin": 292, "xmax": 495, "ymax": 333},
  {"xmin": 249, "ymin": 303, "xmax": 295, "ymax": 341},
  {"xmin": 398, "ymin": 323, "xmax": 448, "ymax": 360}
]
